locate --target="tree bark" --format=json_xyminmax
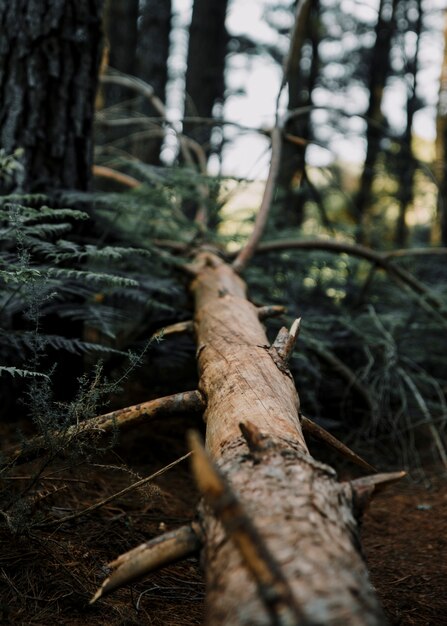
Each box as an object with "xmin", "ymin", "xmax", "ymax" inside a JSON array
[
  {"xmin": 183, "ymin": 0, "xmax": 229, "ymax": 162},
  {"xmin": 134, "ymin": 0, "xmax": 172, "ymax": 164},
  {"xmin": 436, "ymin": 9, "xmax": 447, "ymax": 245},
  {"xmin": 103, "ymin": 0, "xmax": 138, "ymax": 106},
  {"xmin": 190, "ymin": 251, "xmax": 386, "ymax": 625},
  {"xmin": 356, "ymin": 0, "xmax": 398, "ymax": 243},
  {"xmin": 395, "ymin": 0, "xmax": 422, "ymax": 246},
  {"xmin": 275, "ymin": 0, "xmax": 319, "ymax": 231},
  {"xmin": 0, "ymin": 0, "xmax": 103, "ymax": 192}
]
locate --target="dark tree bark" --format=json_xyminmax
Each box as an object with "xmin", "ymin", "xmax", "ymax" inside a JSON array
[
  {"xmin": 356, "ymin": 0, "xmax": 398, "ymax": 243},
  {"xmin": 275, "ymin": 0, "xmax": 319, "ymax": 231},
  {"xmin": 103, "ymin": 0, "xmax": 138, "ymax": 106},
  {"xmin": 134, "ymin": 0, "xmax": 172, "ymax": 164},
  {"xmin": 183, "ymin": 0, "xmax": 229, "ymax": 162},
  {"xmin": 395, "ymin": 0, "xmax": 422, "ymax": 246},
  {"xmin": 436, "ymin": 10, "xmax": 447, "ymax": 245},
  {"xmin": 0, "ymin": 0, "xmax": 103, "ymax": 192}
]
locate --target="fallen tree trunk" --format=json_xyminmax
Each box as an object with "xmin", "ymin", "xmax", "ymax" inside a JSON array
[{"xmin": 190, "ymin": 250, "xmax": 386, "ymax": 625}]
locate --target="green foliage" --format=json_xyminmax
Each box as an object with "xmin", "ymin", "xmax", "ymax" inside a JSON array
[{"xmin": 248, "ymin": 244, "xmax": 447, "ymax": 469}]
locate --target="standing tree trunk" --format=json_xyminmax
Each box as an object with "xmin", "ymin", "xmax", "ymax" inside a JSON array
[
  {"xmin": 190, "ymin": 251, "xmax": 387, "ymax": 625},
  {"xmin": 103, "ymin": 0, "xmax": 138, "ymax": 106},
  {"xmin": 356, "ymin": 0, "xmax": 398, "ymax": 243},
  {"xmin": 395, "ymin": 0, "xmax": 422, "ymax": 246},
  {"xmin": 0, "ymin": 0, "xmax": 103, "ymax": 192},
  {"xmin": 275, "ymin": 0, "xmax": 319, "ymax": 231},
  {"xmin": 183, "ymin": 0, "xmax": 229, "ymax": 163},
  {"xmin": 436, "ymin": 9, "xmax": 447, "ymax": 245},
  {"xmin": 135, "ymin": 0, "xmax": 172, "ymax": 164}
]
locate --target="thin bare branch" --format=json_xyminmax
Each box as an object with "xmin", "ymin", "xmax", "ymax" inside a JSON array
[
  {"xmin": 244, "ymin": 238, "xmax": 447, "ymax": 319},
  {"xmin": 152, "ymin": 320, "xmax": 194, "ymax": 339},
  {"xmin": 41, "ymin": 452, "xmax": 192, "ymax": 528},
  {"xmin": 232, "ymin": 127, "xmax": 283, "ymax": 273},
  {"xmin": 101, "ymin": 70, "xmax": 210, "ymax": 226},
  {"xmin": 300, "ymin": 415, "xmax": 376, "ymax": 473},
  {"xmin": 347, "ymin": 471, "xmax": 407, "ymax": 516},
  {"xmin": 2, "ymin": 391, "xmax": 205, "ymax": 468},
  {"xmin": 92, "ymin": 165, "xmax": 141, "ymax": 188}
]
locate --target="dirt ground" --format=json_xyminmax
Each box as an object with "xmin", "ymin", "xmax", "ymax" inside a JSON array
[{"xmin": 1, "ymin": 412, "xmax": 446, "ymax": 625}]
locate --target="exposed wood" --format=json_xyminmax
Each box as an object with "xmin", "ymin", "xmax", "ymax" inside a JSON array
[
  {"xmin": 257, "ymin": 305, "xmax": 286, "ymax": 320},
  {"xmin": 2, "ymin": 390, "xmax": 204, "ymax": 468},
  {"xmin": 189, "ymin": 431, "xmax": 305, "ymax": 626},
  {"xmin": 190, "ymin": 250, "xmax": 386, "ymax": 625},
  {"xmin": 91, "ymin": 523, "xmax": 202, "ymax": 603},
  {"xmin": 271, "ymin": 318, "xmax": 301, "ymax": 362}
]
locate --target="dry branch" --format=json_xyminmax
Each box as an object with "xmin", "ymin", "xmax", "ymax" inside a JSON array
[
  {"xmin": 2, "ymin": 390, "xmax": 204, "ymax": 468},
  {"xmin": 248, "ymin": 238, "xmax": 447, "ymax": 319},
  {"xmin": 91, "ymin": 523, "xmax": 202, "ymax": 603},
  {"xmin": 300, "ymin": 415, "xmax": 376, "ymax": 473},
  {"xmin": 92, "ymin": 164, "xmax": 141, "ymax": 188},
  {"xmin": 232, "ymin": 127, "xmax": 283, "ymax": 273},
  {"xmin": 100, "ymin": 70, "xmax": 210, "ymax": 226}
]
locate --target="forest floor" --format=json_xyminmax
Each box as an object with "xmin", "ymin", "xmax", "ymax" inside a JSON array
[{"xmin": 1, "ymin": 410, "xmax": 446, "ymax": 626}]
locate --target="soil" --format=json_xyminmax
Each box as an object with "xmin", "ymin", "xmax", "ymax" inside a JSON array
[{"xmin": 1, "ymin": 412, "xmax": 446, "ymax": 625}]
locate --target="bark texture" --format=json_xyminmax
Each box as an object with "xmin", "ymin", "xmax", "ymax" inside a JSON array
[
  {"xmin": 183, "ymin": 0, "xmax": 228, "ymax": 160},
  {"xmin": 191, "ymin": 252, "xmax": 386, "ymax": 625},
  {"xmin": 0, "ymin": 0, "xmax": 103, "ymax": 192},
  {"xmin": 135, "ymin": 0, "xmax": 172, "ymax": 163},
  {"xmin": 356, "ymin": 0, "xmax": 397, "ymax": 243}
]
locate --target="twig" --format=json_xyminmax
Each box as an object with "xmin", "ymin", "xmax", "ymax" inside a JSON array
[
  {"xmin": 232, "ymin": 127, "xmax": 283, "ymax": 273},
  {"xmin": 90, "ymin": 523, "xmax": 202, "ymax": 603},
  {"xmin": 39, "ymin": 452, "xmax": 192, "ymax": 527},
  {"xmin": 101, "ymin": 69, "xmax": 210, "ymax": 227},
  {"xmin": 152, "ymin": 320, "xmax": 194, "ymax": 339}
]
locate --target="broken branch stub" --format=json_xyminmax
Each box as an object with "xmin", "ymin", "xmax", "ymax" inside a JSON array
[
  {"xmin": 190, "ymin": 251, "xmax": 386, "ymax": 625},
  {"xmin": 91, "ymin": 523, "xmax": 203, "ymax": 603}
]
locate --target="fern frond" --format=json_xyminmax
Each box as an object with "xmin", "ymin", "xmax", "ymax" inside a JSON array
[{"xmin": 0, "ymin": 366, "xmax": 49, "ymax": 379}]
